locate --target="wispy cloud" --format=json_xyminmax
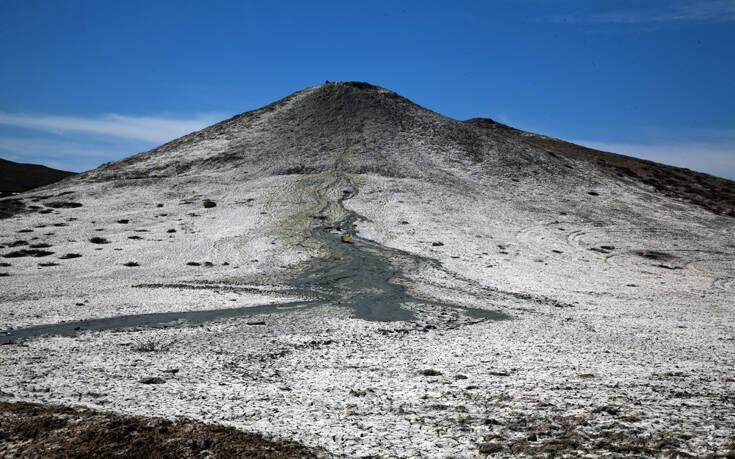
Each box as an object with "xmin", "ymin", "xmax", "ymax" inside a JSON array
[
  {"xmin": 0, "ymin": 112, "xmax": 226, "ymax": 172},
  {"xmin": 0, "ymin": 112, "xmax": 222, "ymax": 143},
  {"xmin": 553, "ymin": 0, "xmax": 735, "ymax": 25},
  {"xmin": 572, "ymin": 139, "xmax": 735, "ymax": 180}
]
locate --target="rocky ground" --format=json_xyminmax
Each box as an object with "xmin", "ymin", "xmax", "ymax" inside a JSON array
[{"xmin": 1, "ymin": 82, "xmax": 734, "ymax": 457}]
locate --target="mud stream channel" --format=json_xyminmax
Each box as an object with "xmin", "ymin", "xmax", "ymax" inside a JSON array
[{"xmin": 0, "ymin": 158, "xmax": 506, "ymax": 343}]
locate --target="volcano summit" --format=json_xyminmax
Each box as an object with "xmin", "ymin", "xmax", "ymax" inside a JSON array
[{"xmin": 1, "ymin": 82, "xmax": 734, "ymax": 457}]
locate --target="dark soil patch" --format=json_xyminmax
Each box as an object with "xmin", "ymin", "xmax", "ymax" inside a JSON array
[
  {"xmin": 634, "ymin": 250, "xmax": 676, "ymax": 262},
  {"xmin": 44, "ymin": 201, "xmax": 83, "ymax": 209},
  {"xmin": 3, "ymin": 249, "xmax": 54, "ymax": 258},
  {"xmin": 7, "ymin": 241, "xmax": 28, "ymax": 247},
  {"xmin": 0, "ymin": 262, "xmax": 10, "ymax": 267},
  {"xmin": 0, "ymin": 401, "xmax": 319, "ymax": 458}
]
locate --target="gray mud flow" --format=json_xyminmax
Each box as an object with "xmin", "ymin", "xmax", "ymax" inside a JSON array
[
  {"xmin": 283, "ymin": 144, "xmax": 507, "ymax": 323},
  {"xmin": 0, "ymin": 146, "xmax": 506, "ymax": 343},
  {"xmin": 0, "ymin": 302, "xmax": 314, "ymax": 344}
]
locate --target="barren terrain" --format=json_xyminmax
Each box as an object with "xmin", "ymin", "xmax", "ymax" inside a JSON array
[{"xmin": 1, "ymin": 82, "xmax": 733, "ymax": 457}]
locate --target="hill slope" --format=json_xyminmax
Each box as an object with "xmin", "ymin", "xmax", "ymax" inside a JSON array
[
  {"xmin": 0, "ymin": 158, "xmax": 74, "ymax": 193},
  {"xmin": 0, "ymin": 82, "xmax": 733, "ymax": 457}
]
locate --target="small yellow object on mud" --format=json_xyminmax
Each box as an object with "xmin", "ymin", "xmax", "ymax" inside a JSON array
[{"xmin": 340, "ymin": 234, "xmax": 353, "ymax": 244}]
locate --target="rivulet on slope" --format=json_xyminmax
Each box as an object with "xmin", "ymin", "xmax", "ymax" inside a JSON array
[{"xmin": 1, "ymin": 82, "xmax": 733, "ymax": 457}]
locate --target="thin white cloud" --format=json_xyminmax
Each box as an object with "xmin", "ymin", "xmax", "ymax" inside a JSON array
[
  {"xmin": 0, "ymin": 137, "xmax": 121, "ymax": 158},
  {"xmin": 0, "ymin": 112, "xmax": 222, "ymax": 143},
  {"xmin": 572, "ymin": 140, "xmax": 735, "ymax": 179},
  {"xmin": 554, "ymin": 0, "xmax": 735, "ymax": 24}
]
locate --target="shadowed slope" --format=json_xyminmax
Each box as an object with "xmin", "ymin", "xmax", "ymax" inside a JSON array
[{"xmin": 466, "ymin": 118, "xmax": 735, "ymax": 217}]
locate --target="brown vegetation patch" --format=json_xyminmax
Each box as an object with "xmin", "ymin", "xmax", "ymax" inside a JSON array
[{"xmin": 0, "ymin": 401, "xmax": 319, "ymax": 458}]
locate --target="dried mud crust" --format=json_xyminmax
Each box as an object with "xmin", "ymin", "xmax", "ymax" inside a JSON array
[{"xmin": 0, "ymin": 401, "xmax": 319, "ymax": 458}]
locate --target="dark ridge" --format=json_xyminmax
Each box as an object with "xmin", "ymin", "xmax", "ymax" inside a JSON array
[
  {"xmin": 0, "ymin": 158, "xmax": 75, "ymax": 193},
  {"xmin": 466, "ymin": 118, "xmax": 735, "ymax": 217}
]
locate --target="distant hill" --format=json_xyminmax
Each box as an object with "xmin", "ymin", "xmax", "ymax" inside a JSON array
[{"xmin": 0, "ymin": 158, "xmax": 75, "ymax": 193}]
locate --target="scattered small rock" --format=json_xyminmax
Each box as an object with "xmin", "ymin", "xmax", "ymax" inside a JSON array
[
  {"xmin": 431, "ymin": 241, "xmax": 444, "ymax": 247},
  {"xmin": 478, "ymin": 442, "xmax": 503, "ymax": 454},
  {"xmin": 202, "ymin": 200, "xmax": 216, "ymax": 208}
]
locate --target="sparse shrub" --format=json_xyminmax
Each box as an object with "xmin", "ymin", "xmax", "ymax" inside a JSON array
[
  {"xmin": 166, "ymin": 229, "xmax": 176, "ymax": 233},
  {"xmin": 202, "ymin": 200, "xmax": 216, "ymax": 208},
  {"xmin": 132, "ymin": 337, "xmax": 175, "ymax": 352},
  {"xmin": 186, "ymin": 262, "xmax": 201, "ymax": 266},
  {"xmin": 122, "ymin": 262, "xmax": 140, "ymax": 267},
  {"xmin": 59, "ymin": 253, "xmax": 83, "ymax": 259},
  {"xmin": 117, "ymin": 219, "xmax": 130, "ymax": 224},
  {"xmin": 89, "ymin": 237, "xmax": 110, "ymax": 244}
]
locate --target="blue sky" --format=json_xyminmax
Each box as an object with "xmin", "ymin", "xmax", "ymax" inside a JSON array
[{"xmin": 0, "ymin": 0, "xmax": 733, "ymax": 178}]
